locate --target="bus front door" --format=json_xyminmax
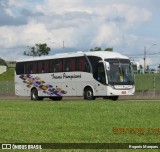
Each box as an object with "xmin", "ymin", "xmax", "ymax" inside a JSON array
[{"xmin": 96, "ymin": 62, "xmax": 107, "ymax": 96}]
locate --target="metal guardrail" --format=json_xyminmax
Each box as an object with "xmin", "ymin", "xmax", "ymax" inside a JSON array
[
  {"xmin": 0, "ymin": 75, "xmax": 160, "ymax": 95},
  {"xmin": 0, "ymin": 80, "xmax": 14, "ymax": 94},
  {"xmin": 135, "ymin": 74, "xmax": 160, "ymax": 90}
]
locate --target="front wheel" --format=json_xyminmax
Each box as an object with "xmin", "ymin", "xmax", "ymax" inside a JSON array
[
  {"xmin": 103, "ymin": 96, "xmax": 119, "ymax": 101},
  {"xmin": 84, "ymin": 88, "xmax": 95, "ymax": 100},
  {"xmin": 110, "ymin": 96, "xmax": 119, "ymax": 101}
]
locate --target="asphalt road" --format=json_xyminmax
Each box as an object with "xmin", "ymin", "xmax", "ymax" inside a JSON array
[{"xmin": 0, "ymin": 93, "xmax": 160, "ymax": 100}]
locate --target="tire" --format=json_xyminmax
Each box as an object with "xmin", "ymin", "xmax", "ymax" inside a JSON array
[
  {"xmin": 103, "ymin": 96, "xmax": 109, "ymax": 100},
  {"xmin": 50, "ymin": 97, "xmax": 62, "ymax": 101},
  {"xmin": 110, "ymin": 96, "xmax": 119, "ymax": 101},
  {"xmin": 31, "ymin": 88, "xmax": 39, "ymax": 100},
  {"xmin": 84, "ymin": 87, "xmax": 95, "ymax": 100}
]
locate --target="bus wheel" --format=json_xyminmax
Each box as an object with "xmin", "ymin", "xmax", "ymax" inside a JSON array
[
  {"xmin": 103, "ymin": 96, "xmax": 109, "ymax": 100},
  {"xmin": 50, "ymin": 97, "xmax": 62, "ymax": 101},
  {"xmin": 31, "ymin": 89, "xmax": 39, "ymax": 100},
  {"xmin": 84, "ymin": 88, "xmax": 95, "ymax": 100},
  {"xmin": 110, "ymin": 96, "xmax": 119, "ymax": 101}
]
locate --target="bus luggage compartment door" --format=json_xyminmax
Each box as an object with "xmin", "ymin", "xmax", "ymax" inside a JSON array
[{"xmin": 96, "ymin": 82, "xmax": 107, "ymax": 96}]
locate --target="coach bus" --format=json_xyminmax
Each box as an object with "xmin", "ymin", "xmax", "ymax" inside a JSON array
[{"xmin": 15, "ymin": 51, "xmax": 135, "ymax": 101}]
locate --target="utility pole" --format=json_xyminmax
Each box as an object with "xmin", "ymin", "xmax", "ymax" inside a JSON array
[
  {"xmin": 144, "ymin": 46, "xmax": 146, "ymax": 74},
  {"xmin": 143, "ymin": 44, "xmax": 156, "ymax": 74},
  {"xmin": 53, "ymin": 41, "xmax": 65, "ymax": 50},
  {"xmin": 63, "ymin": 41, "xmax": 65, "ymax": 49}
]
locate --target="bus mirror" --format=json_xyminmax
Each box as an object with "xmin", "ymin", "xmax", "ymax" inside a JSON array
[{"xmin": 105, "ymin": 62, "xmax": 110, "ymax": 71}]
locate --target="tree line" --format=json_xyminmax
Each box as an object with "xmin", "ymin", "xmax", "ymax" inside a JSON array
[{"xmin": 24, "ymin": 43, "xmax": 113, "ymax": 57}]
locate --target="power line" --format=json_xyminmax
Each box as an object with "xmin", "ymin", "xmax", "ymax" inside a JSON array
[
  {"xmin": 147, "ymin": 52, "xmax": 160, "ymax": 55},
  {"xmin": 126, "ymin": 51, "xmax": 160, "ymax": 58}
]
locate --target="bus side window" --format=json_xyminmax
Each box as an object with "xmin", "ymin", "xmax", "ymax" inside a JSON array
[
  {"xmin": 57, "ymin": 60, "xmax": 62, "ymax": 72},
  {"xmin": 84, "ymin": 61, "xmax": 90, "ymax": 72},
  {"xmin": 70, "ymin": 58, "xmax": 76, "ymax": 71},
  {"xmin": 24, "ymin": 63, "xmax": 29, "ymax": 74},
  {"xmin": 80, "ymin": 57, "xmax": 85, "ymax": 71},
  {"xmin": 27, "ymin": 62, "xmax": 37, "ymax": 74},
  {"xmin": 38, "ymin": 61, "xmax": 49, "ymax": 73},
  {"xmin": 50, "ymin": 60, "xmax": 56, "ymax": 72},
  {"xmin": 76, "ymin": 57, "xmax": 85, "ymax": 72},
  {"xmin": 64, "ymin": 59, "xmax": 70, "ymax": 72},
  {"xmin": 50, "ymin": 59, "xmax": 63, "ymax": 73},
  {"xmin": 97, "ymin": 62, "xmax": 106, "ymax": 84},
  {"xmin": 75, "ymin": 57, "xmax": 89, "ymax": 72},
  {"xmin": 63, "ymin": 58, "xmax": 76, "ymax": 72},
  {"xmin": 88, "ymin": 56, "xmax": 102, "ymax": 79},
  {"xmin": 43, "ymin": 61, "xmax": 49, "ymax": 73},
  {"xmin": 16, "ymin": 62, "xmax": 24, "ymax": 75},
  {"xmin": 27, "ymin": 63, "xmax": 32, "ymax": 74},
  {"xmin": 76, "ymin": 57, "xmax": 81, "ymax": 71},
  {"xmin": 38, "ymin": 62, "xmax": 42, "ymax": 73},
  {"xmin": 51, "ymin": 64, "xmax": 56, "ymax": 72}
]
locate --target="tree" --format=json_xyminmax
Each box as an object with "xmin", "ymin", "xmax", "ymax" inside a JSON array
[
  {"xmin": 90, "ymin": 47, "xmax": 113, "ymax": 52},
  {"xmin": 157, "ymin": 64, "xmax": 160, "ymax": 73},
  {"xmin": 24, "ymin": 43, "xmax": 51, "ymax": 57},
  {"xmin": 145, "ymin": 65, "xmax": 150, "ymax": 73},
  {"xmin": 90, "ymin": 47, "xmax": 102, "ymax": 51},
  {"xmin": 104, "ymin": 48, "xmax": 113, "ymax": 51}
]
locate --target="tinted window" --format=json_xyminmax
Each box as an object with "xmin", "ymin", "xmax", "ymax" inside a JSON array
[
  {"xmin": 76, "ymin": 57, "xmax": 90, "ymax": 72},
  {"xmin": 38, "ymin": 61, "xmax": 49, "ymax": 73},
  {"xmin": 50, "ymin": 59, "xmax": 63, "ymax": 73},
  {"xmin": 98, "ymin": 62, "xmax": 106, "ymax": 84},
  {"xmin": 16, "ymin": 62, "xmax": 24, "ymax": 75},
  {"xmin": 88, "ymin": 56, "xmax": 102, "ymax": 79},
  {"xmin": 25, "ymin": 62, "xmax": 37, "ymax": 74},
  {"xmin": 63, "ymin": 58, "xmax": 76, "ymax": 72},
  {"xmin": 16, "ymin": 56, "xmax": 92, "ymax": 75}
]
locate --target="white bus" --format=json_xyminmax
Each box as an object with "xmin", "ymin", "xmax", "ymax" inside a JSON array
[{"xmin": 15, "ymin": 51, "xmax": 135, "ymax": 101}]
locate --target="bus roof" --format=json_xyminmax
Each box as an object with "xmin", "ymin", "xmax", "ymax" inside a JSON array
[{"xmin": 16, "ymin": 51, "xmax": 129, "ymax": 62}]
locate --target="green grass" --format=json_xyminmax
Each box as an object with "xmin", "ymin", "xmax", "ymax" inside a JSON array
[
  {"xmin": 0, "ymin": 80, "xmax": 14, "ymax": 94},
  {"xmin": 0, "ymin": 100, "xmax": 160, "ymax": 144},
  {"xmin": 0, "ymin": 68, "xmax": 14, "ymax": 81},
  {"xmin": 135, "ymin": 74, "xmax": 160, "ymax": 90}
]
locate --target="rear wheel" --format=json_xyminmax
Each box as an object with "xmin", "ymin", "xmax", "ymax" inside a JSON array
[
  {"xmin": 84, "ymin": 87, "xmax": 95, "ymax": 100},
  {"xmin": 50, "ymin": 97, "xmax": 62, "ymax": 101},
  {"xmin": 31, "ymin": 88, "xmax": 42, "ymax": 100}
]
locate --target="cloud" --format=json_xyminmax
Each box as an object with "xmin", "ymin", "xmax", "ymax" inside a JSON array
[
  {"xmin": 0, "ymin": 11, "xmax": 27, "ymax": 26},
  {"xmin": 0, "ymin": 0, "xmax": 158, "ymax": 66},
  {"xmin": 0, "ymin": 0, "xmax": 27, "ymax": 26},
  {"xmin": 0, "ymin": 21, "xmax": 49, "ymax": 47}
]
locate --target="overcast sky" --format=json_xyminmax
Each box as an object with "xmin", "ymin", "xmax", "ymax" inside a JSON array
[{"xmin": 0, "ymin": 0, "xmax": 160, "ymax": 68}]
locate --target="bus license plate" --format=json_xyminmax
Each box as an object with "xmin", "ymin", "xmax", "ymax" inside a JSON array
[{"xmin": 122, "ymin": 91, "xmax": 126, "ymax": 94}]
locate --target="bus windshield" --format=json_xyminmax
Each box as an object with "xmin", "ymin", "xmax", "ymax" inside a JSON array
[{"xmin": 105, "ymin": 59, "xmax": 134, "ymax": 85}]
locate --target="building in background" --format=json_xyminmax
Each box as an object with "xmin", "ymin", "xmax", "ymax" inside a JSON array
[
  {"xmin": 157, "ymin": 64, "xmax": 160, "ymax": 73},
  {"xmin": 5, "ymin": 61, "xmax": 16, "ymax": 68},
  {"xmin": 0, "ymin": 58, "xmax": 7, "ymax": 74}
]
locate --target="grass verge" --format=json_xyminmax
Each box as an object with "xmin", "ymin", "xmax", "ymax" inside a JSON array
[{"xmin": 0, "ymin": 100, "xmax": 160, "ymax": 144}]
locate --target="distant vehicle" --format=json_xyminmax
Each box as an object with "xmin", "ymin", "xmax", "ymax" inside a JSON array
[
  {"xmin": 150, "ymin": 68, "xmax": 157, "ymax": 74},
  {"xmin": 0, "ymin": 58, "xmax": 7, "ymax": 74},
  {"xmin": 15, "ymin": 51, "xmax": 135, "ymax": 101},
  {"xmin": 131, "ymin": 61, "xmax": 140, "ymax": 74}
]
